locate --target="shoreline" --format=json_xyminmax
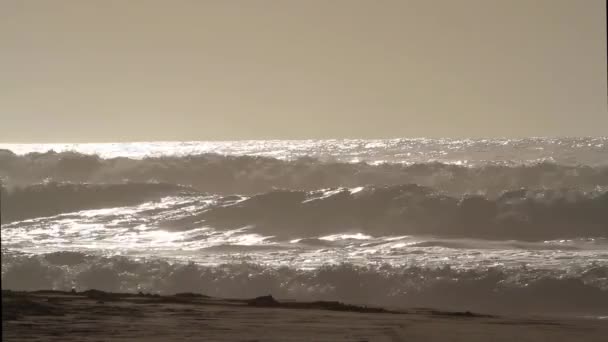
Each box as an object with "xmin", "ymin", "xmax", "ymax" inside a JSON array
[{"xmin": 3, "ymin": 290, "xmax": 607, "ymax": 341}]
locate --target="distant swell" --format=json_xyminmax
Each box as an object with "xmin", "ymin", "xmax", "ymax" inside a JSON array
[
  {"xmin": 2, "ymin": 150, "xmax": 607, "ymax": 196},
  {"xmin": 2, "ymin": 251, "xmax": 607, "ymax": 314}
]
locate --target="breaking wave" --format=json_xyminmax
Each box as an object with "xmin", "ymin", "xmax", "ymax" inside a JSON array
[
  {"xmin": 2, "ymin": 150, "xmax": 607, "ymax": 196},
  {"xmin": 2, "ymin": 251, "xmax": 607, "ymax": 314},
  {"xmin": 174, "ymin": 185, "xmax": 608, "ymax": 241},
  {"xmin": 0, "ymin": 181, "xmax": 195, "ymax": 223},
  {"xmin": 3, "ymin": 182, "xmax": 607, "ymax": 241}
]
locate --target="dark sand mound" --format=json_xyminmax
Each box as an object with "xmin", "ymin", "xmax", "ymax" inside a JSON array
[{"xmin": 3, "ymin": 290, "xmax": 606, "ymax": 341}]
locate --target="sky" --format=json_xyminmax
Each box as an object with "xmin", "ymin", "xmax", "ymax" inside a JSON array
[{"xmin": 0, "ymin": 0, "xmax": 606, "ymax": 142}]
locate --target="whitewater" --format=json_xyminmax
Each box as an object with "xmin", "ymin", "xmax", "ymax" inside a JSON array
[{"xmin": 1, "ymin": 138, "xmax": 607, "ymax": 315}]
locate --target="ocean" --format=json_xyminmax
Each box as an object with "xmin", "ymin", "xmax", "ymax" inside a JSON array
[{"xmin": 1, "ymin": 138, "xmax": 607, "ymax": 315}]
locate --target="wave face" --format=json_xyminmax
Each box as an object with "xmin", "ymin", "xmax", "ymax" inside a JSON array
[
  {"xmin": 3, "ymin": 184, "xmax": 607, "ymax": 240},
  {"xmin": 193, "ymin": 186, "xmax": 608, "ymax": 240},
  {"xmin": 0, "ymin": 182, "xmax": 194, "ymax": 223},
  {"xmin": 1, "ymin": 138, "xmax": 607, "ymax": 314}
]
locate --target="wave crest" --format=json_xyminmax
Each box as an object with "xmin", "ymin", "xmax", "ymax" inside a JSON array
[{"xmin": 2, "ymin": 150, "xmax": 607, "ymax": 195}]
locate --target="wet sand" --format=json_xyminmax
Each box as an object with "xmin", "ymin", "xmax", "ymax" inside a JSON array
[{"xmin": 2, "ymin": 290, "xmax": 607, "ymax": 341}]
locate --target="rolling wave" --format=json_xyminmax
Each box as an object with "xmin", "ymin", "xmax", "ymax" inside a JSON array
[
  {"xmin": 178, "ymin": 185, "xmax": 608, "ymax": 241},
  {"xmin": 2, "ymin": 150, "xmax": 607, "ymax": 196},
  {"xmin": 3, "ymin": 182, "xmax": 606, "ymax": 241},
  {"xmin": 0, "ymin": 181, "xmax": 195, "ymax": 223}
]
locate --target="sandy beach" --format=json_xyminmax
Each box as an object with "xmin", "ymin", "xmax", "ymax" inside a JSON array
[{"xmin": 3, "ymin": 290, "xmax": 607, "ymax": 342}]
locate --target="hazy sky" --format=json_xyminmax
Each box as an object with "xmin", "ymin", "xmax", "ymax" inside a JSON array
[{"xmin": 1, "ymin": 0, "xmax": 606, "ymax": 142}]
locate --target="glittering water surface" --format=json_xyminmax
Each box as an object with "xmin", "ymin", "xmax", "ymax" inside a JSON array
[
  {"xmin": 1, "ymin": 138, "xmax": 607, "ymax": 312},
  {"xmin": 2, "ymin": 195, "xmax": 607, "ymax": 272},
  {"xmin": 3, "ymin": 192, "xmax": 607, "ymax": 272},
  {"xmin": 2, "ymin": 137, "xmax": 607, "ymax": 165}
]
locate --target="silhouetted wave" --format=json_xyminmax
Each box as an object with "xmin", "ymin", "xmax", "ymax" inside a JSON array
[
  {"xmin": 0, "ymin": 181, "xmax": 195, "ymax": 223},
  {"xmin": 2, "ymin": 150, "xmax": 607, "ymax": 196},
  {"xmin": 3, "ymin": 182, "xmax": 606, "ymax": 240},
  {"xmin": 174, "ymin": 185, "xmax": 608, "ymax": 241},
  {"xmin": 2, "ymin": 251, "xmax": 606, "ymax": 314}
]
